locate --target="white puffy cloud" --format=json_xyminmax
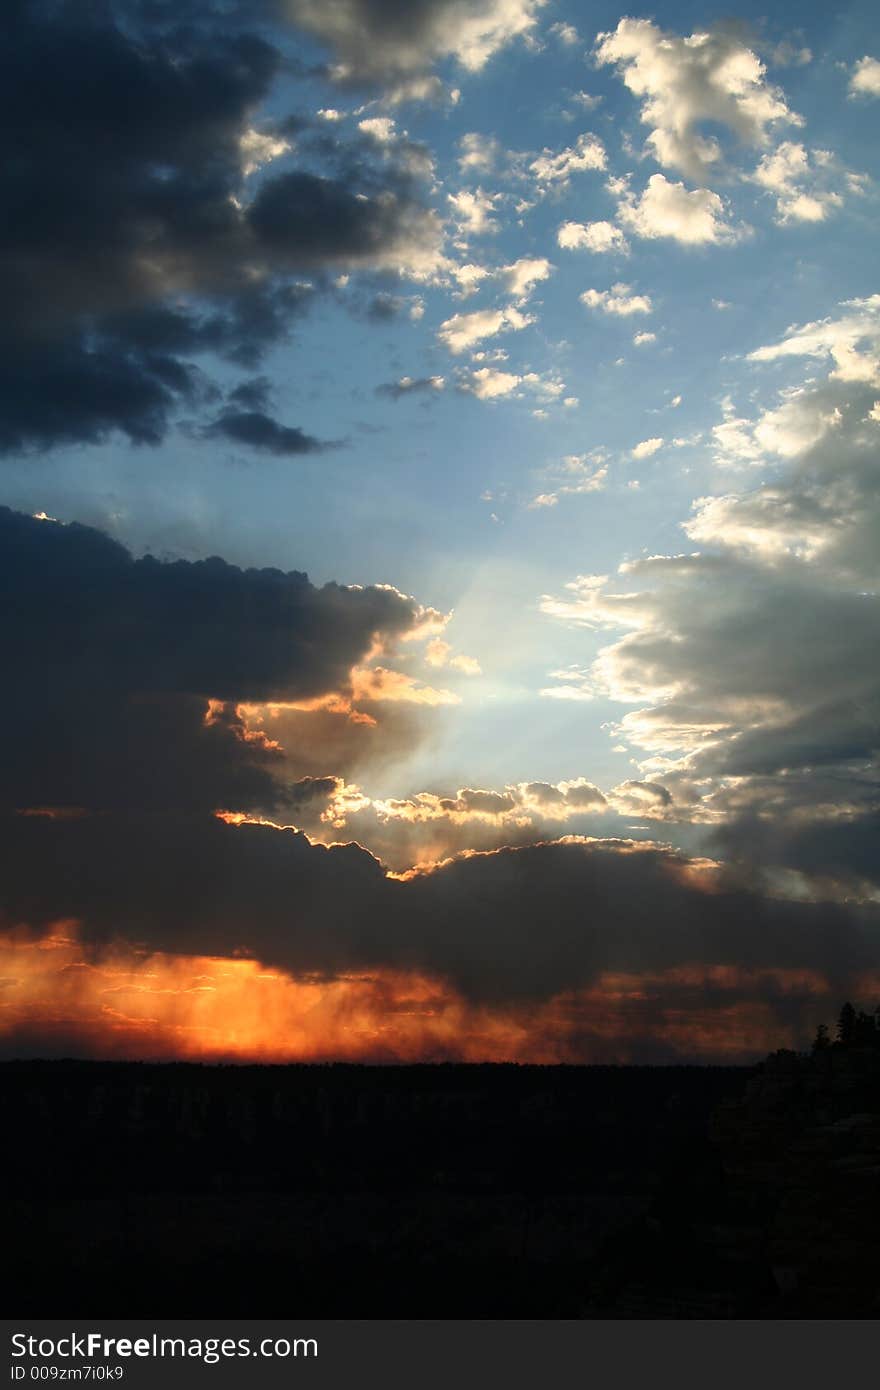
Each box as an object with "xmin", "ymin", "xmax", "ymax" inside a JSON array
[
  {"xmin": 437, "ymin": 304, "xmax": 534, "ymax": 354},
  {"xmin": 448, "ymin": 187, "xmax": 500, "ymax": 237},
  {"xmin": 615, "ymin": 173, "xmax": 741, "ymax": 246},
  {"xmin": 750, "ymin": 141, "xmax": 861, "ymax": 224},
  {"xmin": 358, "ymin": 116, "xmax": 397, "ymax": 142},
  {"xmin": 520, "ymin": 372, "xmax": 565, "ymax": 399},
  {"xmin": 595, "ymin": 17, "xmax": 799, "ymax": 180},
  {"xmin": 458, "ymin": 366, "xmax": 567, "ymax": 403},
  {"xmin": 239, "ymin": 128, "xmax": 292, "ymax": 177},
  {"xmin": 633, "ymin": 331, "xmax": 656, "ymax": 346},
  {"xmin": 529, "ymin": 132, "xmax": 606, "ymax": 187},
  {"xmin": 581, "ymin": 283, "xmax": 652, "ymax": 316},
  {"xmin": 746, "ymin": 295, "xmax": 880, "ymax": 385},
  {"xmin": 458, "ymin": 366, "xmax": 522, "ymax": 398},
  {"xmin": 447, "ymin": 257, "xmax": 551, "ymax": 307},
  {"xmin": 457, "ymin": 131, "xmax": 502, "ymax": 173},
  {"xmin": 849, "ymin": 56, "xmax": 880, "ymax": 98},
  {"xmin": 451, "ymin": 262, "xmax": 492, "ymax": 298},
  {"xmin": 501, "ymin": 256, "xmax": 553, "ymax": 301},
  {"xmin": 631, "ymin": 436, "xmax": 663, "ymax": 459},
  {"xmin": 557, "ymin": 220, "xmax": 629, "ymax": 254},
  {"xmin": 570, "ymin": 90, "xmax": 602, "ymax": 111},
  {"xmin": 549, "ymin": 21, "xmax": 580, "ymax": 47}
]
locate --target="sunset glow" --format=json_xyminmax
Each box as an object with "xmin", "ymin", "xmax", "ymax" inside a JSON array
[{"xmin": 2, "ymin": 924, "xmax": 868, "ymax": 1065}]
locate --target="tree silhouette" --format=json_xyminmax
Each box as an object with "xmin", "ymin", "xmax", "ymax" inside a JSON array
[
  {"xmin": 811, "ymin": 1023, "xmax": 831, "ymax": 1053},
  {"xmin": 836, "ymin": 1002, "xmax": 857, "ymax": 1046}
]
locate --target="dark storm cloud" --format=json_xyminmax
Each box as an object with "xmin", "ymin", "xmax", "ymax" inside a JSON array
[
  {"xmin": 0, "ymin": 1, "xmax": 441, "ymax": 454},
  {"xmin": 246, "ymin": 170, "xmax": 435, "ymax": 264},
  {"xmin": 375, "ymin": 376, "xmax": 445, "ymax": 399},
  {"xmin": 204, "ymin": 410, "xmax": 330, "ymax": 455},
  {"xmin": 0, "ymin": 507, "xmax": 424, "ymax": 811},
  {"xmin": 227, "ymin": 377, "xmax": 274, "ymax": 411},
  {"xmin": 97, "ymin": 284, "xmax": 318, "ymax": 371},
  {"xmin": 0, "ymin": 341, "xmax": 204, "ymax": 454},
  {"xmin": 2, "ymin": 816, "xmax": 877, "ymax": 1017},
  {"xmin": 2, "ymin": 3, "xmax": 278, "ymax": 340},
  {"xmin": 398, "ymin": 841, "xmax": 880, "ymax": 1004},
  {"xmin": 366, "ymin": 293, "xmax": 408, "ymax": 321},
  {"xmin": 713, "ymin": 808, "xmax": 880, "ymax": 894}
]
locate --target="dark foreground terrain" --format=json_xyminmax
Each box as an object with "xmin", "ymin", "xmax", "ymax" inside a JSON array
[{"xmin": 3, "ymin": 1053, "xmax": 878, "ymax": 1317}]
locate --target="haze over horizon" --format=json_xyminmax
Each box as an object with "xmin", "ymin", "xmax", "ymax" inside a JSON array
[{"xmin": 1, "ymin": 0, "xmax": 879, "ymax": 1063}]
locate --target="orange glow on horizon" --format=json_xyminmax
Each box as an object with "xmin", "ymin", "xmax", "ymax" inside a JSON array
[{"xmin": 0, "ymin": 925, "xmax": 865, "ymax": 1065}]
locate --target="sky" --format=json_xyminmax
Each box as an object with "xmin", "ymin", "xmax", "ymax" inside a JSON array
[{"xmin": 1, "ymin": 0, "xmax": 879, "ymax": 1063}]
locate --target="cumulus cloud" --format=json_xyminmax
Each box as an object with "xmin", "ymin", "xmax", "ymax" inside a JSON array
[
  {"xmin": 750, "ymin": 141, "xmax": 862, "ymax": 224},
  {"xmin": 358, "ymin": 115, "xmax": 398, "ymax": 142},
  {"xmin": 238, "ymin": 125, "xmax": 292, "ymax": 176},
  {"xmin": 453, "ymin": 363, "xmax": 565, "ymax": 404},
  {"xmin": 549, "ymin": 21, "xmax": 580, "ymax": 47},
  {"xmin": 437, "ymin": 304, "xmax": 534, "ymax": 353},
  {"xmin": 711, "ymin": 385, "xmax": 847, "ymax": 467},
  {"xmin": 595, "ymin": 17, "xmax": 799, "ymax": 180},
  {"xmin": 457, "ymin": 367, "xmax": 517, "ymax": 399},
  {"xmin": 746, "ymin": 295, "xmax": 880, "ymax": 385},
  {"xmin": 557, "ymin": 220, "xmax": 629, "ymax": 254},
  {"xmin": 581, "ymin": 284, "xmax": 652, "ymax": 316},
  {"xmin": 501, "ymin": 256, "xmax": 553, "ymax": 301},
  {"xmin": 447, "ymin": 186, "xmax": 500, "ymax": 237},
  {"xmin": 615, "ymin": 174, "xmax": 741, "ymax": 245},
  {"xmin": 849, "ymin": 55, "xmax": 880, "ymax": 98},
  {"xmin": 457, "ymin": 131, "xmax": 502, "ymax": 172},
  {"xmin": 631, "ymin": 437, "xmax": 663, "ymax": 458},
  {"xmin": 450, "ymin": 262, "xmax": 492, "ymax": 298},
  {"xmin": 529, "ymin": 131, "xmax": 606, "ymax": 188}
]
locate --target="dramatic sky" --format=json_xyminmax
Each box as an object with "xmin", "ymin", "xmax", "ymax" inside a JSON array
[{"xmin": 2, "ymin": 0, "xmax": 879, "ymax": 1062}]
